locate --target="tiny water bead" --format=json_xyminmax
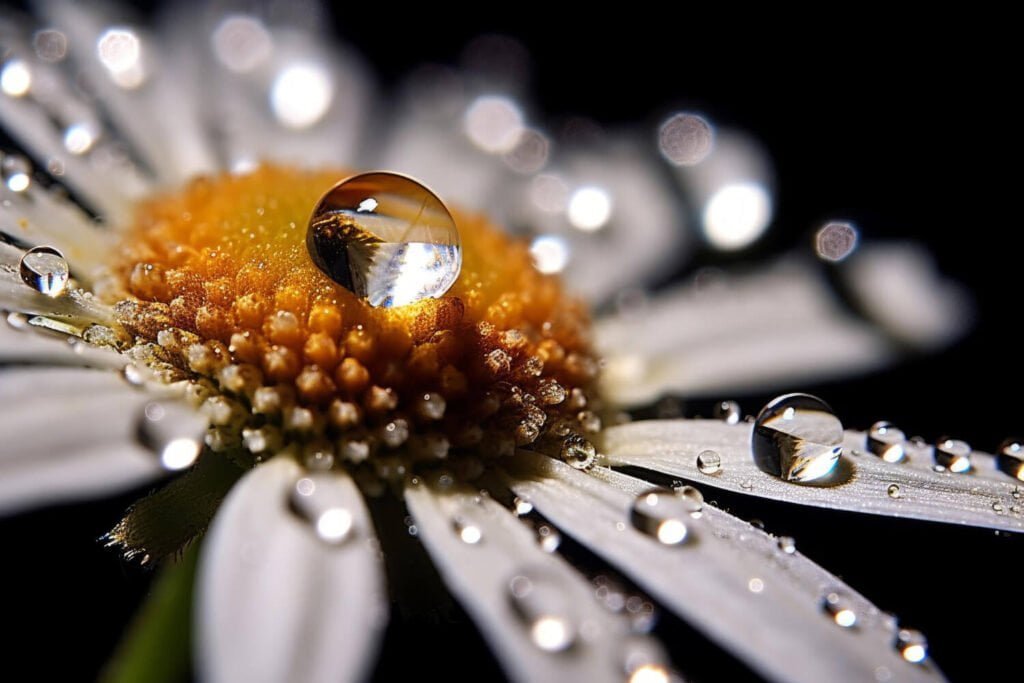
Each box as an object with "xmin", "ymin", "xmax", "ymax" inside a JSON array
[
  {"xmin": 997, "ymin": 439, "xmax": 1024, "ymax": 481},
  {"xmin": 630, "ymin": 490, "xmax": 692, "ymax": 545},
  {"xmin": 821, "ymin": 591, "xmax": 857, "ymax": 628},
  {"xmin": 751, "ymin": 393, "xmax": 844, "ymax": 483},
  {"xmin": 19, "ymin": 246, "xmax": 70, "ymax": 297},
  {"xmin": 934, "ymin": 438, "xmax": 972, "ymax": 474},
  {"xmin": 696, "ymin": 449, "xmax": 722, "ymax": 475},
  {"xmin": 895, "ymin": 628, "xmax": 928, "ymax": 664},
  {"xmin": 712, "ymin": 399, "xmax": 741, "ymax": 424},
  {"xmin": 868, "ymin": 421, "xmax": 907, "ymax": 463},
  {"xmin": 136, "ymin": 400, "xmax": 208, "ymax": 471},
  {"xmin": 508, "ymin": 571, "xmax": 577, "ymax": 652},
  {"xmin": 306, "ymin": 172, "xmax": 462, "ymax": 308},
  {"xmin": 887, "ymin": 483, "xmax": 902, "ymax": 499},
  {"xmin": 288, "ymin": 474, "xmax": 354, "ymax": 545}
]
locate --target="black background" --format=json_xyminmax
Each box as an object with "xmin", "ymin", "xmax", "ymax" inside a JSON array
[{"xmin": 1, "ymin": 3, "xmax": 1018, "ymax": 681}]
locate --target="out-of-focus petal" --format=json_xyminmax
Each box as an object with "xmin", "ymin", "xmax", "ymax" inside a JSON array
[
  {"xmin": 602, "ymin": 419, "xmax": 1024, "ymax": 533},
  {"xmin": 196, "ymin": 457, "xmax": 387, "ymax": 683},
  {"xmin": 504, "ymin": 452, "xmax": 945, "ymax": 683},
  {"xmin": 0, "ymin": 318, "xmax": 126, "ymax": 369}
]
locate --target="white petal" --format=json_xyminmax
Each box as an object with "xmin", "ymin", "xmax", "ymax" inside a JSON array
[
  {"xmin": 597, "ymin": 258, "xmax": 891, "ymax": 405},
  {"xmin": 504, "ymin": 452, "xmax": 945, "ymax": 683},
  {"xmin": 405, "ymin": 480, "xmax": 644, "ymax": 683},
  {"xmin": 0, "ymin": 367, "xmax": 162, "ymax": 515},
  {"xmin": 602, "ymin": 419, "xmax": 1024, "ymax": 533},
  {"xmin": 197, "ymin": 458, "xmax": 386, "ymax": 683},
  {"xmin": 0, "ymin": 318, "xmax": 126, "ymax": 369}
]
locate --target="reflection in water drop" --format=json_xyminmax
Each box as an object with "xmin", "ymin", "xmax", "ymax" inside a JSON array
[
  {"xmin": 19, "ymin": 246, "xmax": 70, "ymax": 297},
  {"xmin": 288, "ymin": 474, "xmax": 354, "ymax": 545},
  {"xmin": 307, "ymin": 172, "xmax": 461, "ymax": 308},
  {"xmin": 997, "ymin": 440, "xmax": 1024, "ymax": 481},
  {"xmin": 136, "ymin": 400, "xmax": 207, "ymax": 470},
  {"xmin": 868, "ymin": 421, "xmax": 907, "ymax": 463},
  {"xmin": 895, "ymin": 628, "xmax": 928, "ymax": 663},
  {"xmin": 696, "ymin": 449, "xmax": 722, "ymax": 475},
  {"xmin": 630, "ymin": 490, "xmax": 691, "ymax": 545},
  {"xmin": 934, "ymin": 438, "xmax": 972, "ymax": 474},
  {"xmin": 508, "ymin": 571, "xmax": 577, "ymax": 652},
  {"xmin": 752, "ymin": 394, "xmax": 844, "ymax": 483},
  {"xmin": 713, "ymin": 400, "xmax": 741, "ymax": 424},
  {"xmin": 822, "ymin": 591, "xmax": 857, "ymax": 628}
]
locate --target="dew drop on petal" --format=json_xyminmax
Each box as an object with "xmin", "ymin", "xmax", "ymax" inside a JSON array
[
  {"xmin": 1, "ymin": 59, "xmax": 31, "ymax": 97},
  {"xmin": 673, "ymin": 485, "xmax": 704, "ymax": 517},
  {"xmin": 887, "ymin": 483, "xmax": 902, "ymax": 499},
  {"xmin": 895, "ymin": 628, "xmax": 928, "ymax": 663},
  {"xmin": 630, "ymin": 490, "xmax": 691, "ymax": 546},
  {"xmin": 752, "ymin": 393, "xmax": 843, "ymax": 483},
  {"xmin": 622, "ymin": 636, "xmax": 672, "ymax": 683},
  {"xmin": 453, "ymin": 516, "xmax": 483, "ymax": 544},
  {"xmin": 536, "ymin": 523, "xmax": 561, "ymax": 553},
  {"xmin": 996, "ymin": 439, "xmax": 1024, "ymax": 481},
  {"xmin": 696, "ymin": 449, "xmax": 722, "ymax": 475},
  {"xmin": 508, "ymin": 571, "xmax": 577, "ymax": 652},
  {"xmin": 713, "ymin": 400, "xmax": 741, "ymax": 424},
  {"xmin": 934, "ymin": 438, "xmax": 972, "ymax": 473},
  {"xmin": 136, "ymin": 400, "xmax": 207, "ymax": 471},
  {"xmin": 19, "ymin": 246, "xmax": 70, "ymax": 297},
  {"xmin": 776, "ymin": 536, "xmax": 796, "ymax": 554},
  {"xmin": 288, "ymin": 474, "xmax": 354, "ymax": 545},
  {"xmin": 560, "ymin": 433, "xmax": 596, "ymax": 470},
  {"xmin": 868, "ymin": 421, "xmax": 907, "ymax": 463},
  {"xmin": 2, "ymin": 154, "xmax": 32, "ymax": 192},
  {"xmin": 513, "ymin": 496, "xmax": 534, "ymax": 516},
  {"xmin": 822, "ymin": 591, "xmax": 857, "ymax": 628},
  {"xmin": 307, "ymin": 172, "xmax": 461, "ymax": 307}
]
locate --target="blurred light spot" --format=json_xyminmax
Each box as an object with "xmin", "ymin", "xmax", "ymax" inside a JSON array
[
  {"xmin": 748, "ymin": 577, "xmax": 765, "ymax": 593},
  {"xmin": 63, "ymin": 123, "xmax": 97, "ymax": 155},
  {"xmin": 97, "ymin": 28, "xmax": 145, "ymax": 88},
  {"xmin": 458, "ymin": 523, "xmax": 482, "ymax": 544},
  {"xmin": 530, "ymin": 235, "xmax": 570, "ymax": 274},
  {"xmin": 33, "ymin": 30, "xmax": 68, "ymax": 63},
  {"xmin": 504, "ymin": 128, "xmax": 549, "ymax": 174},
  {"xmin": 530, "ymin": 173, "xmax": 569, "ymax": 214},
  {"xmin": 231, "ymin": 157, "xmax": 258, "ymax": 174},
  {"xmin": 464, "ymin": 95, "xmax": 524, "ymax": 154},
  {"xmin": 629, "ymin": 664, "xmax": 671, "ymax": 683},
  {"xmin": 3, "ymin": 156, "xmax": 31, "ymax": 192},
  {"xmin": 530, "ymin": 616, "xmax": 571, "ymax": 652},
  {"xmin": 212, "ymin": 14, "xmax": 272, "ymax": 73},
  {"xmin": 1, "ymin": 60, "xmax": 31, "ymax": 97},
  {"xmin": 162, "ymin": 437, "xmax": 201, "ymax": 470},
  {"xmin": 703, "ymin": 182, "xmax": 772, "ymax": 250},
  {"xmin": 815, "ymin": 221, "xmax": 859, "ymax": 262},
  {"xmin": 568, "ymin": 186, "xmax": 612, "ymax": 231},
  {"xmin": 295, "ymin": 477, "xmax": 316, "ymax": 496},
  {"xmin": 316, "ymin": 508, "xmax": 353, "ymax": 543},
  {"xmin": 271, "ymin": 63, "xmax": 333, "ymax": 129},
  {"xmin": 658, "ymin": 112, "xmax": 714, "ymax": 166}
]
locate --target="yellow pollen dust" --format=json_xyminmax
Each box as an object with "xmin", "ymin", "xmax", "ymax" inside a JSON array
[{"xmin": 114, "ymin": 165, "xmax": 600, "ymax": 469}]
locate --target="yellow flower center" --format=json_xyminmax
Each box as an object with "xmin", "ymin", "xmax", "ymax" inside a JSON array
[{"xmin": 112, "ymin": 164, "xmax": 600, "ymax": 474}]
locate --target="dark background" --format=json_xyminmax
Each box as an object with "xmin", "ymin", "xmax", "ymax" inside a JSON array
[{"xmin": 1, "ymin": 4, "xmax": 1017, "ymax": 681}]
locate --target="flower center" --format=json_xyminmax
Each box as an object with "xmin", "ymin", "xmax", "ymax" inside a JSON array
[{"xmin": 112, "ymin": 164, "xmax": 600, "ymax": 477}]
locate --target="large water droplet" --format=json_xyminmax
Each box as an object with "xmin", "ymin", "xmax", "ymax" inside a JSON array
[
  {"xmin": 136, "ymin": 400, "xmax": 207, "ymax": 471},
  {"xmin": 821, "ymin": 591, "xmax": 857, "ymax": 628},
  {"xmin": 752, "ymin": 394, "xmax": 843, "ymax": 483},
  {"xmin": 307, "ymin": 172, "xmax": 461, "ymax": 308},
  {"xmin": 630, "ymin": 489, "xmax": 691, "ymax": 545},
  {"xmin": 868, "ymin": 421, "xmax": 906, "ymax": 463},
  {"xmin": 19, "ymin": 246, "xmax": 69, "ymax": 297},
  {"xmin": 934, "ymin": 438, "xmax": 972, "ymax": 473},
  {"xmin": 288, "ymin": 474, "xmax": 354, "ymax": 545},
  {"xmin": 997, "ymin": 439, "xmax": 1024, "ymax": 481},
  {"xmin": 895, "ymin": 628, "xmax": 928, "ymax": 663},
  {"xmin": 696, "ymin": 449, "xmax": 722, "ymax": 475},
  {"xmin": 508, "ymin": 570, "xmax": 577, "ymax": 652}
]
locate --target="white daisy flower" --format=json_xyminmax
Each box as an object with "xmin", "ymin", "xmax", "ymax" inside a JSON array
[{"xmin": 0, "ymin": 3, "xmax": 1016, "ymax": 682}]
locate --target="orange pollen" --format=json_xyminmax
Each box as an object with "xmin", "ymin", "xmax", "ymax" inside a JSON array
[{"xmin": 111, "ymin": 164, "xmax": 601, "ymax": 474}]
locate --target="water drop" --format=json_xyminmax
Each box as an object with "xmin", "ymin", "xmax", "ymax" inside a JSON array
[
  {"xmin": 673, "ymin": 485, "xmax": 704, "ymax": 517},
  {"xmin": 822, "ymin": 591, "xmax": 857, "ymax": 628},
  {"xmin": 19, "ymin": 246, "xmax": 69, "ymax": 297},
  {"xmin": 997, "ymin": 439, "xmax": 1024, "ymax": 481},
  {"xmin": 536, "ymin": 524, "xmax": 561, "ymax": 552},
  {"xmin": 696, "ymin": 449, "xmax": 722, "ymax": 475},
  {"xmin": 752, "ymin": 393, "xmax": 843, "ymax": 483},
  {"xmin": 887, "ymin": 483, "xmax": 902, "ymax": 499},
  {"xmin": 508, "ymin": 571, "xmax": 577, "ymax": 652},
  {"xmin": 776, "ymin": 536, "xmax": 796, "ymax": 554},
  {"xmin": 895, "ymin": 628, "xmax": 928, "ymax": 663},
  {"xmin": 560, "ymin": 433, "xmax": 596, "ymax": 470},
  {"xmin": 713, "ymin": 400, "xmax": 741, "ymax": 424},
  {"xmin": 288, "ymin": 474, "xmax": 354, "ymax": 545},
  {"xmin": 513, "ymin": 496, "xmax": 533, "ymax": 516},
  {"xmin": 307, "ymin": 172, "xmax": 461, "ymax": 308},
  {"xmin": 934, "ymin": 438, "xmax": 972, "ymax": 473},
  {"xmin": 868, "ymin": 421, "xmax": 907, "ymax": 463},
  {"xmin": 2, "ymin": 154, "xmax": 31, "ymax": 192},
  {"xmin": 136, "ymin": 400, "xmax": 207, "ymax": 471},
  {"xmin": 630, "ymin": 489, "xmax": 691, "ymax": 545},
  {"xmin": 453, "ymin": 517, "xmax": 483, "ymax": 544},
  {"xmin": 622, "ymin": 636, "xmax": 671, "ymax": 683}
]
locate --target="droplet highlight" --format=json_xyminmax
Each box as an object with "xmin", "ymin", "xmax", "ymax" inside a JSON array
[
  {"xmin": 307, "ymin": 172, "xmax": 461, "ymax": 308},
  {"xmin": 752, "ymin": 393, "xmax": 844, "ymax": 483},
  {"xmin": 868, "ymin": 421, "xmax": 906, "ymax": 463},
  {"xmin": 895, "ymin": 628, "xmax": 928, "ymax": 663},
  {"xmin": 934, "ymin": 438, "xmax": 972, "ymax": 473},
  {"xmin": 136, "ymin": 400, "xmax": 207, "ymax": 471},
  {"xmin": 508, "ymin": 571, "xmax": 577, "ymax": 652},
  {"xmin": 630, "ymin": 490, "xmax": 691, "ymax": 545},
  {"xmin": 822, "ymin": 591, "xmax": 857, "ymax": 628},
  {"xmin": 288, "ymin": 474, "xmax": 355, "ymax": 545},
  {"xmin": 997, "ymin": 439, "xmax": 1024, "ymax": 481},
  {"xmin": 19, "ymin": 246, "xmax": 70, "ymax": 297},
  {"xmin": 713, "ymin": 400, "xmax": 741, "ymax": 424}
]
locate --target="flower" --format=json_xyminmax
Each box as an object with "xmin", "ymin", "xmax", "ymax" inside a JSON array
[{"xmin": 0, "ymin": 3, "xmax": 1018, "ymax": 683}]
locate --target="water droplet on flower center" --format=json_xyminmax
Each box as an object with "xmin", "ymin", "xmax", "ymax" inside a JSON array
[
  {"xmin": 19, "ymin": 246, "xmax": 69, "ymax": 297},
  {"xmin": 306, "ymin": 172, "xmax": 461, "ymax": 308},
  {"xmin": 752, "ymin": 393, "xmax": 844, "ymax": 483}
]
